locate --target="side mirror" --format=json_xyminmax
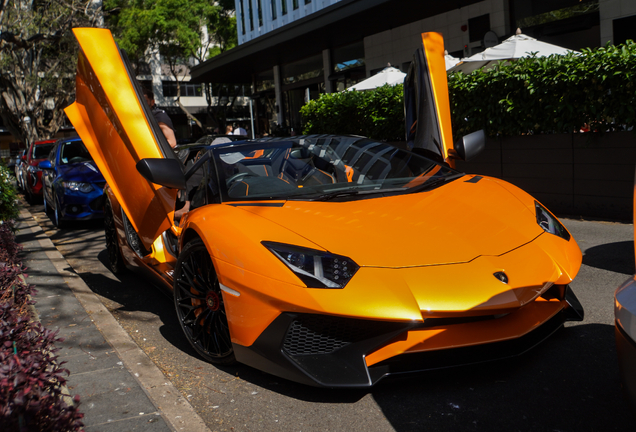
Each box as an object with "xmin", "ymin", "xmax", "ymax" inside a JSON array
[
  {"xmin": 38, "ymin": 160, "xmax": 53, "ymax": 170},
  {"xmin": 136, "ymin": 158, "xmax": 186, "ymax": 190},
  {"xmin": 454, "ymin": 129, "xmax": 485, "ymax": 161}
]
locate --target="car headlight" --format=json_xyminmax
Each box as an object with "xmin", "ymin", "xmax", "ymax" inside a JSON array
[
  {"xmin": 535, "ymin": 201, "xmax": 570, "ymax": 241},
  {"xmin": 263, "ymin": 241, "xmax": 359, "ymax": 289},
  {"xmin": 63, "ymin": 181, "xmax": 94, "ymax": 193}
]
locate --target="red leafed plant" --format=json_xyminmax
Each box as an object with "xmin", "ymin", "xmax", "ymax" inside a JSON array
[{"xmin": 1, "ymin": 221, "xmax": 84, "ymax": 432}]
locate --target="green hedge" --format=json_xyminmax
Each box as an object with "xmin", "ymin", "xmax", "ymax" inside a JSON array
[
  {"xmin": 449, "ymin": 40, "xmax": 636, "ymax": 137},
  {"xmin": 300, "ymin": 83, "xmax": 404, "ymax": 141},
  {"xmin": 300, "ymin": 41, "xmax": 636, "ymax": 139},
  {"xmin": 0, "ymin": 165, "xmax": 19, "ymax": 224}
]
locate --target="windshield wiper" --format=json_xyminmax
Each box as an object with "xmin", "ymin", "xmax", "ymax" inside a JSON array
[
  {"xmin": 310, "ymin": 190, "xmax": 365, "ymax": 201},
  {"xmin": 407, "ymin": 173, "xmax": 465, "ymax": 194},
  {"xmin": 311, "ymin": 187, "xmax": 411, "ymax": 202}
]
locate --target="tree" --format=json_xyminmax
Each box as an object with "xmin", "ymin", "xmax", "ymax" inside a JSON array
[
  {"xmin": 0, "ymin": 0, "xmax": 103, "ymax": 144},
  {"xmin": 105, "ymin": 0, "xmax": 238, "ymax": 132}
]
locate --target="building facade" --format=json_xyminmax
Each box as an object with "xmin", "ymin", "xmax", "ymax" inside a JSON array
[{"xmin": 193, "ymin": 0, "xmax": 636, "ymax": 135}]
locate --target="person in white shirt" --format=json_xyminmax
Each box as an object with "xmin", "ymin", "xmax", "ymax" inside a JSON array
[{"xmin": 233, "ymin": 124, "xmax": 248, "ymax": 137}]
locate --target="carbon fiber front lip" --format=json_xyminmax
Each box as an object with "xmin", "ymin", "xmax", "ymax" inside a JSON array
[{"xmin": 232, "ymin": 298, "xmax": 579, "ymax": 388}]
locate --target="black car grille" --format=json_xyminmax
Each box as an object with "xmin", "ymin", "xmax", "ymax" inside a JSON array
[
  {"xmin": 89, "ymin": 194, "xmax": 105, "ymax": 211},
  {"xmin": 283, "ymin": 315, "xmax": 392, "ymax": 356}
]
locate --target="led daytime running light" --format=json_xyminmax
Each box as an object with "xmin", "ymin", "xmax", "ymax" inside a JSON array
[{"xmin": 263, "ymin": 242, "xmax": 359, "ymax": 289}]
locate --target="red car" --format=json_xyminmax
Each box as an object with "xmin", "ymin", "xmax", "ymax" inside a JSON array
[{"xmin": 21, "ymin": 139, "xmax": 56, "ymax": 203}]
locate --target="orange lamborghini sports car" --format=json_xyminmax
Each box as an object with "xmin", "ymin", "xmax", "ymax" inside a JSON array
[{"xmin": 66, "ymin": 28, "xmax": 584, "ymax": 387}]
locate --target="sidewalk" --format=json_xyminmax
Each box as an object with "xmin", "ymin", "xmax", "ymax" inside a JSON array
[{"xmin": 15, "ymin": 206, "xmax": 211, "ymax": 432}]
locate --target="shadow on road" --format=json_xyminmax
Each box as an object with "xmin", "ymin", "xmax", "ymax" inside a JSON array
[
  {"xmin": 583, "ymin": 240, "xmax": 635, "ymax": 275},
  {"xmin": 372, "ymin": 323, "xmax": 634, "ymax": 431}
]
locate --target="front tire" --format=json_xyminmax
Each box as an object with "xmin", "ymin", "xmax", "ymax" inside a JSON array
[
  {"xmin": 52, "ymin": 193, "xmax": 65, "ymax": 228},
  {"xmin": 43, "ymin": 190, "xmax": 51, "ymax": 215},
  {"xmin": 104, "ymin": 198, "xmax": 126, "ymax": 275},
  {"xmin": 173, "ymin": 239, "xmax": 235, "ymax": 364}
]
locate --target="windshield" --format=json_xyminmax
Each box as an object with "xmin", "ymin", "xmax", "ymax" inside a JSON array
[
  {"xmin": 60, "ymin": 140, "xmax": 93, "ymax": 165},
  {"xmin": 33, "ymin": 143, "xmax": 54, "ymax": 159},
  {"xmin": 211, "ymin": 136, "xmax": 462, "ymax": 203}
]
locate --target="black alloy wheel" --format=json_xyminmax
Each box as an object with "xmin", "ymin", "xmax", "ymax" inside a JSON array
[
  {"xmin": 173, "ymin": 238, "xmax": 235, "ymax": 364},
  {"xmin": 52, "ymin": 193, "xmax": 65, "ymax": 228},
  {"xmin": 104, "ymin": 198, "xmax": 126, "ymax": 274}
]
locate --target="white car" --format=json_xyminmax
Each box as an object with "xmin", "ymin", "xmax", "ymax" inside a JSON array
[{"xmin": 614, "ymin": 183, "xmax": 636, "ymax": 410}]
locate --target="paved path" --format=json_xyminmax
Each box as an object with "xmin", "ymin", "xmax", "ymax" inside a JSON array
[{"xmin": 16, "ymin": 206, "xmax": 211, "ymax": 432}]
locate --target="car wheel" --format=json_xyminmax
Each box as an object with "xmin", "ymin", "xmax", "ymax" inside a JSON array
[
  {"xmin": 174, "ymin": 238, "xmax": 235, "ymax": 364},
  {"xmin": 52, "ymin": 193, "xmax": 65, "ymax": 228},
  {"xmin": 104, "ymin": 198, "xmax": 126, "ymax": 274}
]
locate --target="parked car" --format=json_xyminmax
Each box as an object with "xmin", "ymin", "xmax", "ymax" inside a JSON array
[
  {"xmin": 14, "ymin": 149, "xmax": 27, "ymax": 189},
  {"xmin": 38, "ymin": 137, "xmax": 105, "ymax": 228},
  {"xmin": 64, "ymin": 28, "xmax": 585, "ymax": 387},
  {"xmin": 614, "ymin": 179, "xmax": 636, "ymax": 410},
  {"xmin": 6, "ymin": 149, "xmax": 22, "ymax": 171},
  {"xmin": 21, "ymin": 139, "xmax": 56, "ymax": 203}
]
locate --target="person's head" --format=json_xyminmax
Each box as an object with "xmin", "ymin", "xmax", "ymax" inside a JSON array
[
  {"xmin": 142, "ymin": 87, "xmax": 155, "ymax": 108},
  {"xmin": 225, "ymin": 124, "xmax": 233, "ymax": 134}
]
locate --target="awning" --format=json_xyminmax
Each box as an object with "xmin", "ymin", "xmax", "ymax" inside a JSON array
[{"xmin": 190, "ymin": 0, "xmax": 482, "ymax": 84}]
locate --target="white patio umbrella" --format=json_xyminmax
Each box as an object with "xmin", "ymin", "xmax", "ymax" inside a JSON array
[
  {"xmin": 444, "ymin": 51, "xmax": 461, "ymax": 71},
  {"xmin": 348, "ymin": 66, "xmax": 406, "ymax": 91},
  {"xmin": 448, "ymin": 29, "xmax": 576, "ymax": 74}
]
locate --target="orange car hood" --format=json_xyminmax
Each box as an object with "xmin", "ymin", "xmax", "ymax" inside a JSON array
[{"xmin": 238, "ymin": 176, "xmax": 543, "ymax": 267}]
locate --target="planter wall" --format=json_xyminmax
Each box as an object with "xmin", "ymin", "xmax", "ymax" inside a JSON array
[{"xmin": 455, "ymin": 132, "xmax": 636, "ymax": 221}]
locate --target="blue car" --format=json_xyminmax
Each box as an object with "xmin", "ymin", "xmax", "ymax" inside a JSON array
[{"xmin": 39, "ymin": 137, "xmax": 106, "ymax": 227}]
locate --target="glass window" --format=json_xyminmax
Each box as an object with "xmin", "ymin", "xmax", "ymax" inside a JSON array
[
  {"xmin": 281, "ymin": 0, "xmax": 287, "ymax": 15},
  {"xmin": 271, "ymin": 0, "xmax": 277, "ymax": 19},
  {"xmin": 511, "ymin": 0, "xmax": 599, "ymax": 29},
  {"xmin": 249, "ymin": 0, "xmax": 254, "ymax": 31},
  {"xmin": 293, "ymin": 0, "xmax": 298, "ymax": 10},
  {"xmin": 60, "ymin": 141, "xmax": 92, "ymax": 165},
  {"xmin": 468, "ymin": 14, "xmax": 490, "ymax": 43},
  {"xmin": 258, "ymin": 0, "xmax": 263, "ymax": 27},
  {"xmin": 282, "ymin": 55, "xmax": 323, "ymax": 85},
  {"xmin": 255, "ymin": 70, "xmax": 275, "ymax": 92},
  {"xmin": 332, "ymin": 42, "xmax": 365, "ymax": 73},
  {"xmin": 162, "ymin": 82, "xmax": 203, "ymax": 97},
  {"xmin": 613, "ymin": 15, "xmax": 636, "ymax": 45},
  {"xmin": 239, "ymin": 0, "xmax": 246, "ymax": 34},
  {"xmin": 33, "ymin": 143, "xmax": 55, "ymax": 159}
]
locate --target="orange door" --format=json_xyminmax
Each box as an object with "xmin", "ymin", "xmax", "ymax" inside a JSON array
[
  {"xmin": 404, "ymin": 32, "xmax": 455, "ymax": 165},
  {"xmin": 65, "ymin": 28, "xmax": 179, "ymax": 249}
]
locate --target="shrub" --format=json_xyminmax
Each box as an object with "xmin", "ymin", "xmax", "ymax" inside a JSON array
[
  {"xmin": 300, "ymin": 83, "xmax": 404, "ymax": 141},
  {"xmin": 0, "ymin": 164, "xmax": 20, "ymax": 224}
]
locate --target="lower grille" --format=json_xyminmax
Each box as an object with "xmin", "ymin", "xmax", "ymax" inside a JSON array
[
  {"xmin": 89, "ymin": 194, "xmax": 105, "ymax": 211},
  {"xmin": 283, "ymin": 315, "xmax": 392, "ymax": 356}
]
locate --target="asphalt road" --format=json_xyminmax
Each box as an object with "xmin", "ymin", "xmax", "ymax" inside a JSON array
[{"xmin": 23, "ymin": 199, "xmax": 636, "ymax": 432}]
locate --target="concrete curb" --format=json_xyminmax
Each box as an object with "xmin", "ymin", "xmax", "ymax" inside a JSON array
[{"xmin": 19, "ymin": 207, "xmax": 212, "ymax": 432}]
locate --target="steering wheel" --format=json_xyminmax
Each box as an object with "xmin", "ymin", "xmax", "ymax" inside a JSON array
[{"xmin": 226, "ymin": 172, "xmax": 254, "ymax": 187}]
